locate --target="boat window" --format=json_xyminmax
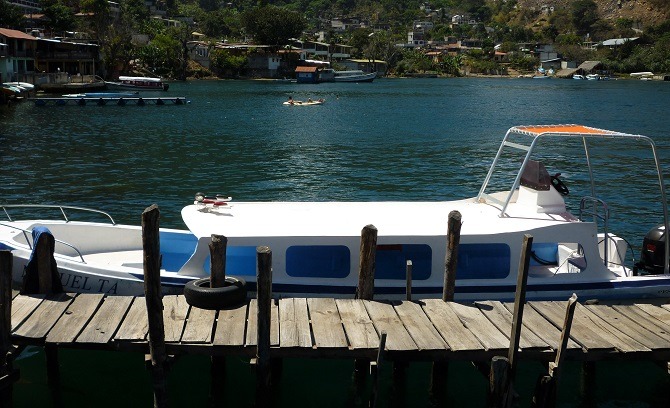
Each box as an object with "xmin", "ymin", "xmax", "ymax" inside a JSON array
[
  {"xmin": 375, "ymin": 244, "xmax": 432, "ymax": 280},
  {"xmin": 160, "ymin": 232, "xmax": 198, "ymax": 272},
  {"xmin": 286, "ymin": 245, "xmax": 350, "ymax": 278},
  {"xmin": 457, "ymin": 244, "xmax": 510, "ymax": 279}
]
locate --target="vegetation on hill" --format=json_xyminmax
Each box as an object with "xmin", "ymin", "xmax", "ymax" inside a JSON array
[{"xmin": 1, "ymin": 0, "xmax": 669, "ymax": 77}]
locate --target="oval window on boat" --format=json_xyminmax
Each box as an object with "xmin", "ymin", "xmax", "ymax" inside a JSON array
[
  {"xmin": 286, "ymin": 245, "xmax": 350, "ymax": 278},
  {"xmin": 457, "ymin": 243, "xmax": 510, "ymax": 280},
  {"xmin": 375, "ymin": 244, "xmax": 432, "ymax": 280}
]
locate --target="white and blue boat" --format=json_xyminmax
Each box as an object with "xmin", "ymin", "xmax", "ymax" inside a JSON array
[{"xmin": 1, "ymin": 124, "xmax": 668, "ymax": 301}]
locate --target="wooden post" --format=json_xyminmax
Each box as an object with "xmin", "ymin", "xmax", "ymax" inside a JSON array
[
  {"xmin": 256, "ymin": 246, "xmax": 272, "ymax": 408},
  {"xmin": 35, "ymin": 233, "xmax": 54, "ymax": 294},
  {"xmin": 489, "ymin": 234, "xmax": 533, "ymax": 408},
  {"xmin": 508, "ymin": 234, "xmax": 533, "ymax": 377},
  {"xmin": 356, "ymin": 225, "xmax": 377, "ymax": 300},
  {"xmin": 405, "ymin": 260, "xmax": 412, "ymax": 301},
  {"xmin": 434, "ymin": 211, "xmax": 461, "ymax": 402},
  {"xmin": 488, "ymin": 356, "xmax": 510, "ymax": 408},
  {"xmin": 209, "ymin": 234, "xmax": 227, "ymax": 288},
  {"xmin": 531, "ymin": 294, "xmax": 578, "ymax": 408},
  {"xmin": 579, "ymin": 361, "xmax": 596, "ymax": 408},
  {"xmin": 369, "ymin": 332, "xmax": 387, "ymax": 408},
  {"xmin": 0, "ymin": 251, "xmax": 15, "ymax": 406},
  {"xmin": 442, "ymin": 211, "xmax": 462, "ymax": 302},
  {"xmin": 209, "ymin": 234, "xmax": 227, "ymax": 406},
  {"xmin": 142, "ymin": 204, "xmax": 168, "ymax": 408}
]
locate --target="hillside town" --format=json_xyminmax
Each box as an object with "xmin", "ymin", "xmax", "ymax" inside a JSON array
[{"xmin": 1, "ymin": 0, "xmax": 670, "ymax": 88}]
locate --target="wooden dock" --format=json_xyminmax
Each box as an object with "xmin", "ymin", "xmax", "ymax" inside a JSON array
[
  {"xmin": 3, "ymin": 207, "xmax": 670, "ymax": 408},
  {"xmin": 9, "ymin": 292, "xmax": 670, "ymax": 362},
  {"xmin": 31, "ymin": 96, "xmax": 189, "ymax": 106}
]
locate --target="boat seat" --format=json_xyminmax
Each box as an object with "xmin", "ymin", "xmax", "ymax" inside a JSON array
[{"xmin": 83, "ymin": 250, "xmax": 144, "ymax": 267}]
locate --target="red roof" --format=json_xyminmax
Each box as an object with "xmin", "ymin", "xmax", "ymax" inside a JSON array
[
  {"xmin": 295, "ymin": 66, "xmax": 318, "ymax": 73},
  {"xmin": 0, "ymin": 28, "xmax": 37, "ymax": 41}
]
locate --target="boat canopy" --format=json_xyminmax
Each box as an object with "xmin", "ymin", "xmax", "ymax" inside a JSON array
[{"xmin": 477, "ymin": 123, "xmax": 669, "ymax": 274}]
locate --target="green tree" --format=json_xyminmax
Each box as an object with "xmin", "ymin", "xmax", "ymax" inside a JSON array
[
  {"xmin": 200, "ymin": 9, "xmax": 238, "ymax": 39},
  {"xmin": 209, "ymin": 48, "xmax": 248, "ymax": 77},
  {"xmin": 80, "ymin": 0, "xmax": 110, "ymax": 39},
  {"xmin": 40, "ymin": 0, "xmax": 76, "ymax": 34},
  {"xmin": 0, "ymin": 0, "xmax": 25, "ymax": 28},
  {"xmin": 571, "ymin": 0, "xmax": 598, "ymax": 36},
  {"xmin": 241, "ymin": 5, "xmax": 305, "ymax": 48}
]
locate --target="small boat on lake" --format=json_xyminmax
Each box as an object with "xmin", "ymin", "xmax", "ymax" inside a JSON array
[
  {"xmin": 105, "ymin": 76, "xmax": 169, "ymax": 91},
  {"xmin": 573, "ymin": 74, "xmax": 585, "ymax": 80},
  {"xmin": 320, "ymin": 69, "xmax": 376, "ymax": 83},
  {"xmin": 1, "ymin": 125, "xmax": 668, "ymax": 301},
  {"xmin": 283, "ymin": 98, "xmax": 325, "ymax": 106}
]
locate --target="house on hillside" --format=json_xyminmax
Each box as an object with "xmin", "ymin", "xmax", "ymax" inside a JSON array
[
  {"xmin": 0, "ymin": 28, "xmax": 37, "ymax": 83},
  {"xmin": 600, "ymin": 37, "xmax": 640, "ymax": 49}
]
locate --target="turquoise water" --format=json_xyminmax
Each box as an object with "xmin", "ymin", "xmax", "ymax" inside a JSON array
[{"xmin": 3, "ymin": 77, "xmax": 670, "ymax": 406}]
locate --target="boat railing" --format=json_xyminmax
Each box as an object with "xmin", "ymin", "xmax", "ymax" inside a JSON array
[
  {"xmin": 0, "ymin": 221, "xmax": 86, "ymax": 263},
  {"xmin": 0, "ymin": 204, "xmax": 116, "ymax": 225},
  {"xmin": 579, "ymin": 196, "xmax": 609, "ymax": 266}
]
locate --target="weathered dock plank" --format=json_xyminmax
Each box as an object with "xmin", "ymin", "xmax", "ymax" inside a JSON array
[
  {"xmin": 476, "ymin": 301, "xmax": 549, "ymax": 350},
  {"xmin": 421, "ymin": 299, "xmax": 483, "ymax": 351},
  {"xmin": 449, "ymin": 302, "xmax": 509, "ymax": 351},
  {"xmin": 11, "ymin": 294, "xmax": 45, "ymax": 330},
  {"xmin": 76, "ymin": 295, "xmax": 133, "ymax": 344},
  {"xmin": 182, "ymin": 307, "xmax": 216, "ymax": 344},
  {"xmin": 47, "ymin": 293, "xmax": 104, "ymax": 343},
  {"xmin": 532, "ymin": 301, "xmax": 616, "ymax": 352},
  {"xmin": 213, "ymin": 304, "xmax": 248, "ymax": 347},
  {"xmin": 364, "ymin": 300, "xmax": 416, "ymax": 351},
  {"xmin": 162, "ymin": 295, "xmax": 189, "ymax": 343},
  {"xmin": 308, "ymin": 298, "xmax": 348, "ymax": 349},
  {"xmin": 394, "ymin": 301, "xmax": 447, "ymax": 351},
  {"xmin": 336, "ymin": 298, "xmax": 379, "ymax": 350},
  {"xmin": 587, "ymin": 304, "xmax": 670, "ymax": 351},
  {"xmin": 13, "ymin": 293, "xmax": 74, "ymax": 340},
  {"xmin": 278, "ymin": 298, "xmax": 312, "ymax": 348},
  {"xmin": 114, "ymin": 297, "xmax": 148, "ymax": 341},
  {"xmin": 504, "ymin": 302, "xmax": 580, "ymax": 351}
]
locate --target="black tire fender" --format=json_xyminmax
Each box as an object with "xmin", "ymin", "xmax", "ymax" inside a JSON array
[{"xmin": 183, "ymin": 277, "xmax": 247, "ymax": 310}]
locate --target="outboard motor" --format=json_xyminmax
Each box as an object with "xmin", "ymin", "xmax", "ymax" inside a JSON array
[{"xmin": 636, "ymin": 224, "xmax": 666, "ymax": 275}]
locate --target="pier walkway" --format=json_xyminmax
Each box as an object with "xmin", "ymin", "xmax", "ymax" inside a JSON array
[{"xmin": 10, "ymin": 291, "xmax": 670, "ymax": 362}]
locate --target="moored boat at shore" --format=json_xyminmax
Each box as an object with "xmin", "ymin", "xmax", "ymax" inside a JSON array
[
  {"xmin": 105, "ymin": 76, "xmax": 169, "ymax": 91},
  {"xmin": 1, "ymin": 125, "xmax": 668, "ymax": 301},
  {"xmin": 320, "ymin": 69, "xmax": 376, "ymax": 83}
]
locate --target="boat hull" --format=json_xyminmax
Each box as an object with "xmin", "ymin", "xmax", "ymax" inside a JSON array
[{"xmin": 3, "ymin": 209, "xmax": 670, "ymax": 301}]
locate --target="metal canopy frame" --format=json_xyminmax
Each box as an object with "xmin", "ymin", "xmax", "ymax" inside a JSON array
[{"xmin": 476, "ymin": 124, "xmax": 670, "ymax": 275}]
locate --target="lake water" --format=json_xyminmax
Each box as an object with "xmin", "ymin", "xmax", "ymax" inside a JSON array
[{"xmin": 2, "ymin": 77, "xmax": 670, "ymax": 407}]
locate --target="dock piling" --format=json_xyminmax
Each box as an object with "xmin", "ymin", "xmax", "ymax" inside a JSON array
[
  {"xmin": 531, "ymin": 294, "xmax": 578, "ymax": 408},
  {"xmin": 405, "ymin": 260, "xmax": 412, "ymax": 301},
  {"xmin": 443, "ymin": 210, "xmax": 462, "ymax": 302},
  {"xmin": 209, "ymin": 234, "xmax": 227, "ymax": 406},
  {"xmin": 256, "ymin": 246, "xmax": 273, "ymax": 407},
  {"xmin": 369, "ymin": 331, "xmax": 387, "ymax": 408},
  {"xmin": 488, "ymin": 234, "xmax": 533, "ymax": 408},
  {"xmin": 0, "ymin": 251, "xmax": 17, "ymax": 406},
  {"xmin": 209, "ymin": 234, "xmax": 227, "ymax": 288},
  {"xmin": 356, "ymin": 225, "xmax": 377, "ymax": 300},
  {"xmin": 142, "ymin": 204, "xmax": 168, "ymax": 408}
]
